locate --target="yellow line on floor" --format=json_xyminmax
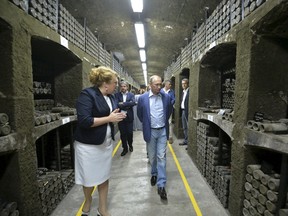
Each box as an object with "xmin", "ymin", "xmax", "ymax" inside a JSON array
[
  {"xmin": 76, "ymin": 140, "xmax": 201, "ymax": 215},
  {"xmin": 75, "ymin": 140, "xmax": 122, "ymax": 216},
  {"xmin": 112, "ymin": 140, "xmax": 122, "ymax": 156},
  {"xmin": 168, "ymin": 143, "xmax": 203, "ymax": 216}
]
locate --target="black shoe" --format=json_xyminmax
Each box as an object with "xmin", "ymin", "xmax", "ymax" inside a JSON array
[
  {"xmin": 81, "ymin": 211, "xmax": 90, "ymax": 216},
  {"xmin": 96, "ymin": 208, "xmax": 102, "ymax": 216},
  {"xmin": 150, "ymin": 176, "xmax": 157, "ymax": 186},
  {"xmin": 129, "ymin": 145, "xmax": 133, "ymax": 152},
  {"xmin": 121, "ymin": 150, "xmax": 128, "ymax": 156},
  {"xmin": 158, "ymin": 187, "xmax": 167, "ymax": 200},
  {"xmin": 179, "ymin": 142, "xmax": 187, "ymax": 146},
  {"xmin": 186, "ymin": 147, "xmax": 188, "ymax": 150}
]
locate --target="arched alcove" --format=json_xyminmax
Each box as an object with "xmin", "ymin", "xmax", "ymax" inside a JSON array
[
  {"xmin": 31, "ymin": 36, "xmax": 83, "ymax": 108},
  {"xmin": 199, "ymin": 43, "xmax": 237, "ymax": 109}
]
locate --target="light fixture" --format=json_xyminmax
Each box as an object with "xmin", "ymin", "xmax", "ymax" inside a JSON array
[
  {"xmin": 139, "ymin": 49, "xmax": 146, "ymax": 62},
  {"xmin": 130, "ymin": 0, "xmax": 143, "ymax": 13},
  {"xmin": 134, "ymin": 22, "xmax": 145, "ymax": 48},
  {"xmin": 131, "ymin": 2, "xmax": 146, "ymax": 85},
  {"xmin": 142, "ymin": 62, "xmax": 147, "ymax": 71},
  {"xmin": 143, "ymin": 70, "xmax": 148, "ymax": 86}
]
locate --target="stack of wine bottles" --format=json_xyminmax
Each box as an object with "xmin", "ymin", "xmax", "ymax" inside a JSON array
[
  {"xmin": 0, "ymin": 198, "xmax": 19, "ymax": 216},
  {"xmin": 0, "ymin": 113, "xmax": 11, "ymax": 136}
]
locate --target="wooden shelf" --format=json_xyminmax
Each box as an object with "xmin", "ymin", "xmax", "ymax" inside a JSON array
[
  {"xmin": 244, "ymin": 128, "xmax": 288, "ymax": 154},
  {"xmin": 33, "ymin": 115, "xmax": 77, "ymax": 141},
  {"xmin": 195, "ymin": 110, "xmax": 235, "ymax": 139},
  {"xmin": 0, "ymin": 115, "xmax": 77, "ymax": 153}
]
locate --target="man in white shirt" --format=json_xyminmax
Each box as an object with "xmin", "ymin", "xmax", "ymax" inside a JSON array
[
  {"xmin": 115, "ymin": 81, "xmax": 136, "ymax": 156},
  {"xmin": 179, "ymin": 78, "xmax": 189, "ymax": 146}
]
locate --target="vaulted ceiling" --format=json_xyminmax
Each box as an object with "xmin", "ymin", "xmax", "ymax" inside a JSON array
[{"xmin": 59, "ymin": 0, "xmax": 221, "ymax": 86}]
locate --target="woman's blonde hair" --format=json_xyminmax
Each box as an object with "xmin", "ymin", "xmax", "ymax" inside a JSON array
[{"xmin": 89, "ymin": 66, "xmax": 118, "ymax": 87}]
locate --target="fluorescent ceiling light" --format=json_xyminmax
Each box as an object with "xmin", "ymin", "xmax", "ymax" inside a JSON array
[
  {"xmin": 142, "ymin": 62, "xmax": 147, "ymax": 71},
  {"xmin": 135, "ymin": 23, "xmax": 145, "ymax": 48},
  {"xmin": 139, "ymin": 49, "xmax": 146, "ymax": 62},
  {"xmin": 130, "ymin": 0, "xmax": 143, "ymax": 12},
  {"xmin": 143, "ymin": 70, "xmax": 148, "ymax": 86}
]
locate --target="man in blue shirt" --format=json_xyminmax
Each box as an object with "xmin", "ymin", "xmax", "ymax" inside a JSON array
[
  {"xmin": 162, "ymin": 80, "xmax": 175, "ymax": 105},
  {"xmin": 137, "ymin": 75, "xmax": 173, "ymax": 200},
  {"xmin": 161, "ymin": 80, "xmax": 175, "ymax": 144}
]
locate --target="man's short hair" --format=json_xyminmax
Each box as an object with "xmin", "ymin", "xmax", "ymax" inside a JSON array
[
  {"xmin": 149, "ymin": 75, "xmax": 162, "ymax": 84},
  {"xmin": 120, "ymin": 81, "xmax": 129, "ymax": 86},
  {"xmin": 163, "ymin": 80, "xmax": 172, "ymax": 85},
  {"xmin": 182, "ymin": 78, "xmax": 189, "ymax": 82}
]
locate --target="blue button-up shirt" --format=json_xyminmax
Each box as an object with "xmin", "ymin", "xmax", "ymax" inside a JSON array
[{"xmin": 149, "ymin": 91, "xmax": 165, "ymax": 128}]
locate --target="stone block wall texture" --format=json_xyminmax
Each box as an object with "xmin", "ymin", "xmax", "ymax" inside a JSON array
[
  {"xmin": 0, "ymin": 0, "xmax": 288, "ymax": 215},
  {"xmin": 0, "ymin": 1, "xmax": 102, "ymax": 215}
]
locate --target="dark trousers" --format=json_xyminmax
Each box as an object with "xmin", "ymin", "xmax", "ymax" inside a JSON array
[
  {"xmin": 119, "ymin": 121, "xmax": 133, "ymax": 151},
  {"xmin": 181, "ymin": 110, "xmax": 188, "ymax": 144}
]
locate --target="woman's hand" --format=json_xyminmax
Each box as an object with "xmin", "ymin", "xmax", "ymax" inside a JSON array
[{"xmin": 109, "ymin": 108, "xmax": 126, "ymax": 122}]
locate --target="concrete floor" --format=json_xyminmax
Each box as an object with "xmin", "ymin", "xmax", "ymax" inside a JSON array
[{"xmin": 51, "ymin": 131, "xmax": 230, "ymax": 216}]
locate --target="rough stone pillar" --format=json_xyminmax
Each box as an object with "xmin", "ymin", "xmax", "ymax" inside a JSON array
[
  {"xmin": 16, "ymin": 22, "xmax": 42, "ymax": 216},
  {"xmin": 188, "ymin": 61, "xmax": 200, "ymax": 161},
  {"xmin": 0, "ymin": 6, "xmax": 42, "ymax": 214},
  {"xmin": 228, "ymin": 24, "xmax": 256, "ymax": 216},
  {"xmin": 173, "ymin": 74, "xmax": 183, "ymax": 138}
]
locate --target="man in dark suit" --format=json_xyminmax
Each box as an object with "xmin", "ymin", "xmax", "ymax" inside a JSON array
[
  {"xmin": 137, "ymin": 75, "xmax": 173, "ymax": 200},
  {"xmin": 161, "ymin": 80, "xmax": 175, "ymax": 144},
  {"xmin": 179, "ymin": 78, "xmax": 189, "ymax": 147},
  {"xmin": 115, "ymin": 81, "xmax": 136, "ymax": 156}
]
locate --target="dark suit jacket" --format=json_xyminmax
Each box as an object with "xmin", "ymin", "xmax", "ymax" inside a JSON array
[
  {"xmin": 74, "ymin": 86, "xmax": 116, "ymax": 144},
  {"xmin": 114, "ymin": 91, "xmax": 136, "ymax": 122},
  {"xmin": 137, "ymin": 91, "xmax": 173, "ymax": 142},
  {"xmin": 161, "ymin": 88, "xmax": 175, "ymax": 105}
]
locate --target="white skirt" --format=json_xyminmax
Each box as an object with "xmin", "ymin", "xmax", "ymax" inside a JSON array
[{"xmin": 74, "ymin": 137, "xmax": 113, "ymax": 187}]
